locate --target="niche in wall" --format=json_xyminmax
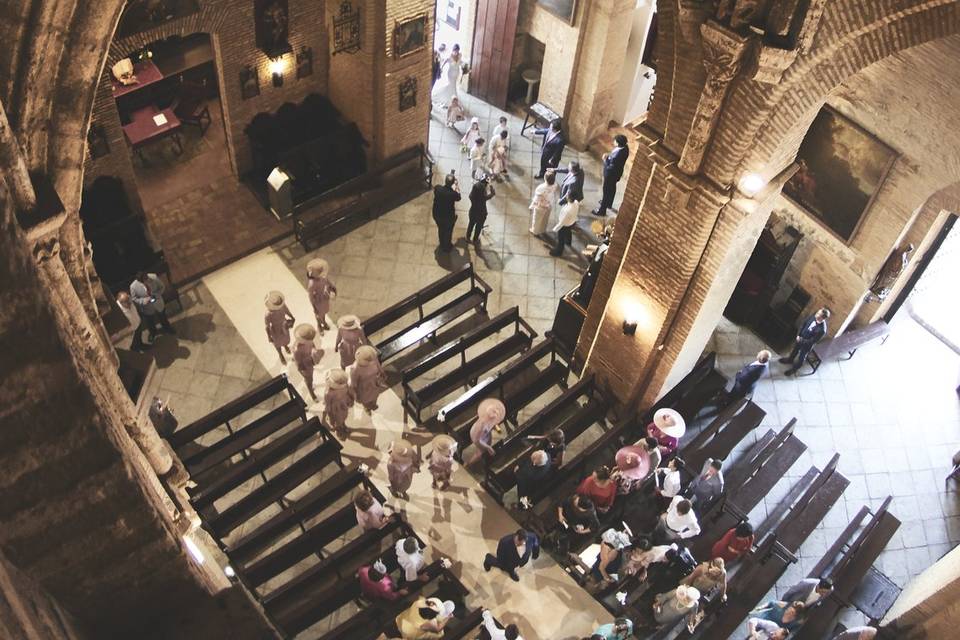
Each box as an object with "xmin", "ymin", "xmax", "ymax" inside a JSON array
[{"xmin": 508, "ymin": 33, "xmax": 545, "ymax": 104}]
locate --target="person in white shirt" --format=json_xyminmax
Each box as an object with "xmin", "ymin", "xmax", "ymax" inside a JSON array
[
  {"xmin": 116, "ymin": 291, "xmax": 149, "ymax": 352},
  {"xmin": 492, "ymin": 115, "xmax": 510, "ymax": 163},
  {"xmin": 654, "ymin": 457, "xmax": 683, "ymax": 502},
  {"xmin": 481, "ymin": 610, "xmax": 522, "ymax": 640},
  {"xmin": 395, "ymin": 537, "xmax": 428, "ymax": 584},
  {"xmin": 654, "ymin": 496, "xmax": 701, "ymax": 543}
]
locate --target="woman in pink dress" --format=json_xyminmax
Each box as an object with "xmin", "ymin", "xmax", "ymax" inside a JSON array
[
  {"xmin": 335, "ymin": 314, "xmax": 369, "ymax": 368},
  {"xmin": 646, "ymin": 408, "xmax": 686, "ymax": 457},
  {"xmin": 322, "ymin": 368, "xmax": 354, "ymax": 438},
  {"xmin": 349, "ymin": 345, "xmax": 386, "ymax": 414},
  {"xmin": 468, "ymin": 398, "xmax": 506, "ymax": 465},
  {"xmin": 306, "ymin": 258, "xmax": 337, "ymax": 332},
  {"xmin": 427, "ymin": 434, "xmax": 457, "ymax": 490},
  {"xmin": 355, "ymin": 490, "xmax": 389, "ymax": 530},
  {"xmin": 293, "ymin": 324, "xmax": 323, "ymax": 401},
  {"xmin": 387, "ymin": 439, "xmax": 420, "ymax": 499},
  {"xmin": 264, "ymin": 290, "xmax": 295, "ymax": 364}
]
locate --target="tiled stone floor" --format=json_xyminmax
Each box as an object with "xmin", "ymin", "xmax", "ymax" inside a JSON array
[{"xmin": 116, "ymin": 92, "xmax": 960, "ymax": 637}]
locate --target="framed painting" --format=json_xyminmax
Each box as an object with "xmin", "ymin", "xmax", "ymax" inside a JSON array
[
  {"xmin": 783, "ymin": 106, "xmax": 898, "ymax": 243},
  {"xmin": 394, "ymin": 14, "xmax": 428, "ymax": 58},
  {"xmin": 240, "ymin": 65, "xmax": 260, "ymax": 99},
  {"xmin": 537, "ymin": 0, "xmax": 577, "ymax": 24},
  {"xmin": 255, "ymin": 0, "xmax": 290, "ymax": 57},
  {"xmin": 444, "ymin": 0, "xmax": 461, "ymax": 29},
  {"xmin": 399, "ymin": 76, "xmax": 417, "ymax": 111},
  {"xmin": 296, "ymin": 47, "xmax": 313, "ymax": 79}
]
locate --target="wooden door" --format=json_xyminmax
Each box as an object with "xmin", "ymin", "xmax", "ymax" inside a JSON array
[{"xmin": 470, "ymin": 0, "xmax": 520, "ymax": 108}]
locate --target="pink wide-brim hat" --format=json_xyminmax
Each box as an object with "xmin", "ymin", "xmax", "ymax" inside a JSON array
[
  {"xmin": 653, "ymin": 408, "xmax": 686, "ymax": 438},
  {"xmin": 478, "ymin": 398, "xmax": 506, "ymax": 423},
  {"xmin": 615, "ymin": 445, "xmax": 651, "ymax": 480}
]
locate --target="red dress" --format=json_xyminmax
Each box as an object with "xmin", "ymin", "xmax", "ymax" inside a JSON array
[
  {"xmin": 576, "ymin": 476, "xmax": 617, "ymax": 512},
  {"xmin": 710, "ymin": 528, "xmax": 754, "ymax": 562}
]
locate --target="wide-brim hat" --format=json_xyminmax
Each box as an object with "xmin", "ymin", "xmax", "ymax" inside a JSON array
[
  {"xmin": 389, "ymin": 439, "xmax": 415, "ymax": 464},
  {"xmin": 326, "ymin": 368, "xmax": 348, "ymax": 389},
  {"xmin": 478, "ymin": 398, "xmax": 506, "ymax": 423},
  {"xmin": 338, "ymin": 314, "xmax": 361, "ymax": 330},
  {"xmin": 265, "ymin": 290, "xmax": 285, "ymax": 310},
  {"xmin": 676, "ymin": 585, "xmax": 700, "ymax": 605},
  {"xmin": 423, "ymin": 597, "xmax": 456, "ymax": 618},
  {"xmin": 307, "ymin": 258, "xmax": 329, "ymax": 278},
  {"xmin": 615, "ymin": 445, "xmax": 650, "ymax": 480},
  {"xmin": 653, "ymin": 408, "xmax": 686, "ymax": 438},
  {"xmin": 431, "ymin": 434, "xmax": 457, "ymax": 456},
  {"xmin": 355, "ymin": 345, "xmax": 378, "ymax": 366},
  {"xmin": 295, "ymin": 323, "xmax": 317, "ymax": 344}
]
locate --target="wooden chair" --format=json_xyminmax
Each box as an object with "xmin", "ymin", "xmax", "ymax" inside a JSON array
[{"xmin": 172, "ymin": 81, "xmax": 211, "ymax": 135}]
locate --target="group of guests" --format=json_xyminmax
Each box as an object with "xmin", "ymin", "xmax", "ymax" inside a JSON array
[{"xmin": 116, "ymin": 271, "xmax": 176, "ymax": 351}]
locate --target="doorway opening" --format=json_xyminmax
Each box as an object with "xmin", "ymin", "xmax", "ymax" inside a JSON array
[{"xmin": 904, "ymin": 214, "xmax": 960, "ymax": 353}]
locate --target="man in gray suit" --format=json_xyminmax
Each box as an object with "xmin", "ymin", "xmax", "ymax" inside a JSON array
[
  {"xmin": 782, "ymin": 577, "xmax": 834, "ymax": 608},
  {"xmin": 687, "ymin": 458, "xmax": 724, "ymax": 516},
  {"xmin": 130, "ymin": 271, "xmax": 175, "ymax": 337}
]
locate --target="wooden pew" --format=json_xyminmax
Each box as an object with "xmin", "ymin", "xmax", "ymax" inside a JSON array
[
  {"xmin": 681, "ymin": 400, "xmax": 766, "ymax": 474},
  {"xmin": 804, "ymin": 319, "xmax": 890, "ymax": 375},
  {"xmin": 400, "ymin": 307, "xmax": 537, "ymax": 424},
  {"xmin": 362, "ymin": 263, "xmax": 493, "ymax": 363}
]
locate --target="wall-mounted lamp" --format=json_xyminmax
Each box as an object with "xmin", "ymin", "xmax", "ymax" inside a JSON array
[
  {"xmin": 269, "ymin": 56, "xmax": 286, "ymax": 87},
  {"xmin": 738, "ymin": 173, "xmax": 766, "ymax": 197},
  {"xmin": 622, "ymin": 301, "xmax": 642, "ymax": 336},
  {"xmin": 623, "ymin": 318, "xmax": 638, "ymax": 336}
]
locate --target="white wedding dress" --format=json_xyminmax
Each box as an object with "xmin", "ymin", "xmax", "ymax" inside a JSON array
[{"xmin": 431, "ymin": 54, "xmax": 461, "ymax": 106}]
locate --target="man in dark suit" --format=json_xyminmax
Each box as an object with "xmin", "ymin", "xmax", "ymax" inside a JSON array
[
  {"xmin": 593, "ymin": 134, "xmax": 629, "ymax": 217},
  {"xmin": 534, "ymin": 119, "xmax": 565, "ymax": 179},
  {"xmin": 432, "ymin": 172, "xmax": 461, "ymax": 251},
  {"xmin": 483, "ymin": 529, "xmax": 540, "ymax": 582},
  {"xmin": 780, "ymin": 307, "xmax": 830, "ymax": 375},
  {"xmin": 782, "ymin": 577, "xmax": 834, "ymax": 608},
  {"xmin": 731, "ymin": 349, "xmax": 770, "ymax": 400}
]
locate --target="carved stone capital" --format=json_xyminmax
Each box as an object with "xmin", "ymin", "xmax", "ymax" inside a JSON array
[
  {"xmin": 32, "ymin": 233, "xmax": 62, "ymax": 264},
  {"xmin": 751, "ymin": 44, "xmax": 799, "ymax": 83}
]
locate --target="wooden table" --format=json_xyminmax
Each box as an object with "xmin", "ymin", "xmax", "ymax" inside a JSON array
[
  {"xmin": 112, "ymin": 60, "xmax": 164, "ymax": 97},
  {"xmin": 122, "ymin": 106, "xmax": 183, "ymax": 163},
  {"xmin": 520, "ymin": 101, "xmax": 561, "ymax": 137}
]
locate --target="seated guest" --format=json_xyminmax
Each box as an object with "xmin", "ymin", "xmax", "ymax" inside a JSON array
[
  {"xmin": 653, "ymin": 496, "xmax": 701, "ymax": 543},
  {"xmin": 782, "ymin": 576, "xmax": 834, "ymax": 609},
  {"xmin": 591, "ymin": 527, "xmax": 632, "ymax": 583},
  {"xmin": 354, "ymin": 490, "xmax": 389, "ymax": 531},
  {"xmin": 358, "ymin": 560, "xmax": 407, "ymax": 601},
  {"xmin": 396, "ymin": 536, "xmax": 428, "ymax": 584},
  {"xmin": 687, "ymin": 458, "xmax": 724, "ymax": 515},
  {"xmin": 747, "ymin": 617, "xmax": 789, "ymax": 640},
  {"xmin": 654, "ymin": 457, "xmax": 683, "ymax": 504},
  {"xmin": 391, "ymin": 597, "xmax": 456, "ymax": 639},
  {"xmin": 621, "ymin": 537, "xmax": 673, "ymax": 581},
  {"xmin": 515, "ymin": 449, "xmax": 552, "ymax": 510},
  {"xmin": 680, "ymin": 557, "xmax": 727, "ymax": 602},
  {"xmin": 557, "ymin": 494, "xmax": 600, "ymax": 552},
  {"xmin": 711, "ymin": 521, "xmax": 754, "ymax": 563},
  {"xmin": 652, "ymin": 585, "xmax": 701, "ymax": 631},
  {"xmin": 576, "ymin": 465, "xmax": 617, "ymax": 513},
  {"xmin": 751, "ymin": 600, "xmax": 807, "ymax": 633},
  {"xmin": 527, "ymin": 428, "xmax": 566, "ymax": 465},
  {"xmin": 592, "ymin": 617, "xmax": 633, "ymax": 640},
  {"xmin": 646, "ymin": 408, "xmax": 686, "ymax": 457},
  {"xmin": 613, "ymin": 438, "xmax": 659, "ymax": 496},
  {"xmin": 481, "ymin": 610, "xmax": 522, "ymax": 640}
]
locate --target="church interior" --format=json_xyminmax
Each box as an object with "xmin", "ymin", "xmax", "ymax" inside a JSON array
[{"xmin": 3, "ymin": 1, "xmax": 960, "ymax": 639}]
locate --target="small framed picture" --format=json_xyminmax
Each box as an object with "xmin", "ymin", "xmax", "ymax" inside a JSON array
[
  {"xmin": 240, "ymin": 65, "xmax": 260, "ymax": 99},
  {"xmin": 399, "ymin": 76, "xmax": 417, "ymax": 111},
  {"xmin": 394, "ymin": 14, "xmax": 428, "ymax": 58},
  {"xmin": 444, "ymin": 1, "xmax": 461, "ymax": 29},
  {"xmin": 296, "ymin": 47, "xmax": 313, "ymax": 79}
]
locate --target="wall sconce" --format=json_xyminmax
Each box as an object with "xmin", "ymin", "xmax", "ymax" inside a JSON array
[
  {"xmin": 269, "ymin": 56, "xmax": 286, "ymax": 87},
  {"xmin": 623, "ymin": 318, "xmax": 638, "ymax": 336},
  {"xmin": 622, "ymin": 301, "xmax": 642, "ymax": 336},
  {"xmin": 738, "ymin": 173, "xmax": 766, "ymax": 197}
]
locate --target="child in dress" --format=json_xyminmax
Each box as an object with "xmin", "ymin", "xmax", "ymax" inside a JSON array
[
  {"xmin": 469, "ymin": 137, "xmax": 487, "ymax": 180},
  {"xmin": 322, "ymin": 368, "xmax": 354, "ymax": 438},
  {"xmin": 387, "ymin": 439, "xmax": 420, "ymax": 500},
  {"xmin": 446, "ymin": 96, "xmax": 465, "ymax": 129},
  {"xmin": 492, "ymin": 116, "xmax": 510, "ymax": 164},
  {"xmin": 488, "ymin": 129, "xmax": 509, "ymax": 180},
  {"xmin": 427, "ymin": 434, "xmax": 458, "ymax": 490},
  {"xmin": 460, "ymin": 116, "xmax": 481, "ymax": 153}
]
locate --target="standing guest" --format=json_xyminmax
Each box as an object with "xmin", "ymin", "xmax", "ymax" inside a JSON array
[
  {"xmin": 263, "ymin": 290, "xmax": 295, "ymax": 364},
  {"xmin": 483, "ymin": 529, "xmax": 540, "ymax": 582},
  {"xmin": 445, "ymin": 96, "xmax": 465, "ymax": 129},
  {"xmin": 432, "ymin": 172, "xmax": 461, "ymax": 252},
  {"xmin": 515, "ymin": 449, "xmax": 552, "ymax": 509},
  {"xmin": 460, "ymin": 116, "xmax": 482, "ymax": 152},
  {"xmin": 427, "ymin": 434, "xmax": 457, "ymax": 490},
  {"xmin": 687, "ymin": 458, "xmax": 725, "ymax": 515},
  {"xmin": 131, "ymin": 271, "xmax": 175, "ymax": 336},
  {"xmin": 592, "ymin": 618, "xmax": 634, "ymax": 640},
  {"xmin": 322, "ymin": 368, "xmax": 353, "ymax": 438},
  {"xmin": 489, "ymin": 129, "xmax": 510, "ymax": 179},
  {"xmin": 730, "ymin": 350, "xmax": 770, "ymax": 401},
  {"xmin": 751, "ymin": 600, "xmax": 807, "ymax": 633},
  {"xmin": 613, "ymin": 439, "xmax": 658, "ymax": 496},
  {"xmin": 653, "ymin": 496, "xmax": 701, "ymax": 543},
  {"xmin": 781, "ymin": 577, "xmax": 834, "ymax": 609},
  {"xmin": 681, "ymin": 557, "xmax": 728, "ymax": 602},
  {"xmin": 654, "ymin": 457, "xmax": 684, "ymax": 504},
  {"xmin": 779, "ymin": 307, "xmax": 830, "ymax": 375},
  {"xmin": 467, "ymin": 174, "xmax": 495, "ymax": 245},
  {"xmin": 534, "ymin": 119, "xmax": 565, "ymax": 179},
  {"xmin": 527, "ymin": 428, "xmax": 566, "ymax": 466},
  {"xmin": 431, "ymin": 43, "xmax": 462, "ymax": 106},
  {"xmin": 358, "ymin": 560, "xmax": 407, "ymax": 601},
  {"xmin": 747, "ymin": 618, "xmax": 789, "ymax": 640},
  {"xmin": 386, "ymin": 439, "xmax": 420, "ymax": 500},
  {"xmin": 293, "ymin": 324, "xmax": 323, "ymax": 401},
  {"xmin": 306, "ymin": 258, "xmax": 336, "ymax": 332},
  {"xmin": 432, "ymin": 43, "xmax": 446, "ymax": 87},
  {"xmin": 831, "ymin": 626, "xmax": 877, "ymax": 640},
  {"xmin": 392, "ymin": 597, "xmax": 456, "ymax": 640},
  {"xmin": 481, "ymin": 611, "xmax": 522, "ymax": 640},
  {"xmin": 396, "ymin": 536, "xmax": 429, "ymax": 584},
  {"xmin": 355, "ymin": 490, "xmax": 389, "ymax": 531},
  {"xmin": 528, "ymin": 170, "xmax": 559, "ymax": 236},
  {"xmin": 647, "ymin": 408, "xmax": 686, "ymax": 457},
  {"xmin": 652, "ymin": 585, "xmax": 702, "ymax": 630},
  {"xmin": 468, "ymin": 398, "xmax": 506, "ymax": 465},
  {"xmin": 116, "ymin": 291, "xmax": 150, "ymax": 352},
  {"xmin": 335, "ymin": 314, "xmax": 367, "ymax": 368},
  {"xmin": 492, "ymin": 116, "xmax": 511, "ymax": 164},
  {"xmin": 556, "ymin": 494, "xmax": 600, "ymax": 552},
  {"xmin": 349, "ymin": 345, "xmax": 385, "ymax": 414},
  {"xmin": 469, "ymin": 137, "xmax": 487, "ymax": 180},
  {"xmin": 711, "ymin": 521, "xmax": 755, "ymax": 563},
  {"xmin": 593, "ymin": 134, "xmax": 630, "ymax": 217},
  {"xmin": 551, "ymin": 161, "xmax": 585, "ymax": 257},
  {"xmin": 576, "ymin": 465, "xmax": 618, "ymax": 514}
]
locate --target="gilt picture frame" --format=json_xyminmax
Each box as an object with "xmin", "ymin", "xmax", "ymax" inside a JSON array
[{"xmin": 394, "ymin": 14, "xmax": 428, "ymax": 58}]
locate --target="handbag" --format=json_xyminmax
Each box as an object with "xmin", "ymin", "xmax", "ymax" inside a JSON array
[{"xmin": 284, "ymin": 317, "xmax": 295, "ymax": 329}]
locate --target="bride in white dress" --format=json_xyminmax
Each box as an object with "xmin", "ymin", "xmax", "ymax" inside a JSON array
[{"xmin": 431, "ymin": 45, "xmax": 462, "ymax": 107}]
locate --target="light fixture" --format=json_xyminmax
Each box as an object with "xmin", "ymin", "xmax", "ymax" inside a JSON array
[
  {"xmin": 224, "ymin": 565, "xmax": 236, "ymax": 579},
  {"xmin": 183, "ymin": 536, "xmax": 205, "ymax": 565},
  {"xmin": 623, "ymin": 318, "xmax": 638, "ymax": 335},
  {"xmin": 739, "ymin": 173, "xmax": 766, "ymax": 197},
  {"xmin": 269, "ymin": 56, "xmax": 286, "ymax": 87},
  {"xmin": 622, "ymin": 300, "xmax": 642, "ymax": 336}
]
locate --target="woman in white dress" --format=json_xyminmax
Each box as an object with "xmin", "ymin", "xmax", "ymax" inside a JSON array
[
  {"xmin": 529, "ymin": 171, "xmax": 559, "ymax": 235},
  {"xmin": 431, "ymin": 44, "xmax": 462, "ymax": 107}
]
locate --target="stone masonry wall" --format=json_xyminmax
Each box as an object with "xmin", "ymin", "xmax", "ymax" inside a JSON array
[{"xmin": 0, "ymin": 548, "xmax": 87, "ymax": 640}]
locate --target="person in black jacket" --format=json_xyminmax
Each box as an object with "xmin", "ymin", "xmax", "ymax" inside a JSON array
[
  {"xmin": 483, "ymin": 529, "xmax": 541, "ymax": 582},
  {"xmin": 534, "ymin": 119, "xmax": 566, "ymax": 179},
  {"xmin": 432, "ymin": 172, "xmax": 461, "ymax": 251},
  {"xmin": 550, "ymin": 161, "xmax": 585, "ymax": 256},
  {"xmin": 780, "ymin": 308, "xmax": 830, "ymax": 375},
  {"xmin": 466, "ymin": 175, "xmax": 495, "ymax": 245},
  {"xmin": 593, "ymin": 134, "xmax": 629, "ymax": 217}
]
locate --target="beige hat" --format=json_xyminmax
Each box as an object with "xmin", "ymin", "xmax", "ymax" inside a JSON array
[
  {"xmin": 338, "ymin": 314, "xmax": 361, "ymax": 330},
  {"xmin": 295, "ymin": 324, "xmax": 317, "ymax": 344},
  {"xmin": 478, "ymin": 398, "xmax": 506, "ymax": 423},
  {"xmin": 423, "ymin": 597, "xmax": 456, "ymax": 618},
  {"xmin": 653, "ymin": 408, "xmax": 686, "ymax": 438},
  {"xmin": 307, "ymin": 258, "xmax": 329, "ymax": 278},
  {"xmin": 326, "ymin": 368, "xmax": 348, "ymax": 389},
  {"xmin": 265, "ymin": 290, "xmax": 285, "ymax": 310},
  {"xmin": 676, "ymin": 585, "xmax": 700, "ymax": 605},
  {"xmin": 431, "ymin": 434, "xmax": 457, "ymax": 456},
  {"xmin": 355, "ymin": 345, "xmax": 379, "ymax": 366},
  {"xmin": 389, "ymin": 439, "xmax": 415, "ymax": 464}
]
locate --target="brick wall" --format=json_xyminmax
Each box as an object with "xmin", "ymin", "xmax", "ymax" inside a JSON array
[{"xmin": 329, "ymin": 0, "xmax": 382, "ymax": 155}]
